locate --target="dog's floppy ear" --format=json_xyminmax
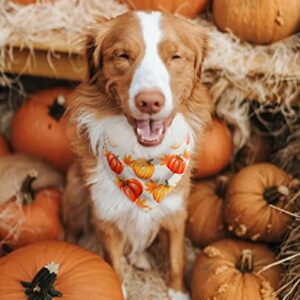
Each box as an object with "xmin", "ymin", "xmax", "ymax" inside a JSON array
[
  {"xmin": 190, "ymin": 23, "xmax": 209, "ymax": 80},
  {"xmin": 194, "ymin": 27, "xmax": 209, "ymax": 81},
  {"xmin": 85, "ymin": 16, "xmax": 110, "ymax": 82}
]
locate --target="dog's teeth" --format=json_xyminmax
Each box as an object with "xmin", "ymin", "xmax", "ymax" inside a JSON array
[
  {"xmin": 137, "ymin": 128, "xmax": 141, "ymax": 136},
  {"xmin": 158, "ymin": 128, "xmax": 163, "ymax": 136}
]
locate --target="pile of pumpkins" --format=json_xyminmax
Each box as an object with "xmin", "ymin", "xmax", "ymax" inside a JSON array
[
  {"xmin": 0, "ymin": 88, "xmax": 125, "ymax": 300},
  {"xmin": 187, "ymin": 117, "xmax": 299, "ymax": 299},
  {"xmin": 120, "ymin": 0, "xmax": 300, "ymax": 45},
  {"xmin": 14, "ymin": 0, "xmax": 300, "ymax": 45},
  {"xmin": 0, "ymin": 86, "xmax": 297, "ymax": 299}
]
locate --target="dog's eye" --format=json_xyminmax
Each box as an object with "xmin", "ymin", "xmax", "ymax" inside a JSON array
[
  {"xmin": 117, "ymin": 53, "xmax": 130, "ymax": 60},
  {"xmin": 172, "ymin": 54, "xmax": 182, "ymax": 60}
]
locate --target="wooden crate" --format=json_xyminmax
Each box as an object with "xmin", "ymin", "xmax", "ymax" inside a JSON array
[{"xmin": 4, "ymin": 33, "xmax": 86, "ymax": 81}]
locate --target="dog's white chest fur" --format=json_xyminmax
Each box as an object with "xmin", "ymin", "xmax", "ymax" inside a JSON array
[{"xmin": 80, "ymin": 113, "xmax": 193, "ymax": 253}]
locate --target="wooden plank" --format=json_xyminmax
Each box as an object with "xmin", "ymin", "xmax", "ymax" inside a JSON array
[
  {"xmin": 5, "ymin": 45, "xmax": 86, "ymax": 81},
  {"xmin": 4, "ymin": 32, "xmax": 85, "ymax": 81}
]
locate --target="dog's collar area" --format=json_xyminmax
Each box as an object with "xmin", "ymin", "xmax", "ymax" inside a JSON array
[{"xmin": 102, "ymin": 130, "xmax": 191, "ymax": 211}]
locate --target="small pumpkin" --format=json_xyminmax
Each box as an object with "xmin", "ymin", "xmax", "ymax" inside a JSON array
[
  {"xmin": 124, "ymin": 155, "xmax": 155, "ymax": 179},
  {"xmin": 131, "ymin": 158, "xmax": 155, "ymax": 179},
  {"xmin": 0, "ymin": 172, "xmax": 63, "ymax": 249},
  {"xmin": 164, "ymin": 154, "xmax": 186, "ymax": 174},
  {"xmin": 146, "ymin": 180, "xmax": 172, "ymax": 202},
  {"xmin": 117, "ymin": 178, "xmax": 143, "ymax": 201},
  {"xmin": 0, "ymin": 134, "xmax": 10, "ymax": 156},
  {"xmin": 225, "ymin": 163, "xmax": 294, "ymax": 243},
  {"xmin": 0, "ymin": 240, "xmax": 123, "ymax": 300},
  {"xmin": 186, "ymin": 175, "xmax": 230, "ymax": 247},
  {"xmin": 106, "ymin": 152, "xmax": 124, "ymax": 175},
  {"xmin": 0, "ymin": 154, "xmax": 64, "ymax": 205},
  {"xmin": 193, "ymin": 118, "xmax": 234, "ymax": 179},
  {"xmin": 11, "ymin": 87, "xmax": 75, "ymax": 172},
  {"xmin": 120, "ymin": 0, "xmax": 209, "ymax": 18},
  {"xmin": 213, "ymin": 0, "xmax": 300, "ymax": 44},
  {"xmin": 191, "ymin": 239, "xmax": 282, "ymax": 300}
]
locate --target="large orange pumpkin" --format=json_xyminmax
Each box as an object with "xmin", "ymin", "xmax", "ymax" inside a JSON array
[
  {"xmin": 225, "ymin": 163, "xmax": 294, "ymax": 243},
  {"xmin": 0, "ymin": 134, "xmax": 10, "ymax": 156},
  {"xmin": 11, "ymin": 88, "xmax": 75, "ymax": 172},
  {"xmin": 191, "ymin": 239, "xmax": 282, "ymax": 300},
  {"xmin": 193, "ymin": 118, "xmax": 234, "ymax": 179},
  {"xmin": 0, "ymin": 240, "xmax": 123, "ymax": 300},
  {"xmin": 186, "ymin": 175, "xmax": 230, "ymax": 247},
  {"xmin": 213, "ymin": 0, "xmax": 300, "ymax": 44},
  {"xmin": 0, "ymin": 173, "xmax": 63, "ymax": 249},
  {"xmin": 120, "ymin": 0, "xmax": 209, "ymax": 18}
]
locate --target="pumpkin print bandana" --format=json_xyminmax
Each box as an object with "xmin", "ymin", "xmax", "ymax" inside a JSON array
[{"xmin": 102, "ymin": 132, "xmax": 191, "ymax": 212}]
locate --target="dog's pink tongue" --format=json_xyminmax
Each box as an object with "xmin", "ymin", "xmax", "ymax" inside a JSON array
[{"xmin": 136, "ymin": 120, "xmax": 164, "ymax": 141}]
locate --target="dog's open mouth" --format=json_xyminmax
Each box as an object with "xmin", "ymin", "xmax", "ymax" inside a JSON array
[
  {"xmin": 128, "ymin": 114, "xmax": 174, "ymax": 147},
  {"xmin": 135, "ymin": 119, "xmax": 165, "ymax": 146}
]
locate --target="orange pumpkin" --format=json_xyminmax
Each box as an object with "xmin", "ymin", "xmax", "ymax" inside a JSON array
[
  {"xmin": 0, "ymin": 240, "xmax": 123, "ymax": 300},
  {"xmin": 117, "ymin": 178, "xmax": 143, "ymax": 201},
  {"xmin": 213, "ymin": 0, "xmax": 300, "ymax": 44},
  {"xmin": 11, "ymin": 88, "xmax": 74, "ymax": 172},
  {"xmin": 106, "ymin": 152, "xmax": 124, "ymax": 175},
  {"xmin": 166, "ymin": 154, "xmax": 186, "ymax": 174},
  {"xmin": 120, "ymin": 0, "xmax": 209, "ymax": 18},
  {"xmin": 0, "ymin": 134, "xmax": 10, "ymax": 156},
  {"xmin": 132, "ymin": 159, "xmax": 155, "ymax": 179},
  {"xmin": 0, "ymin": 173, "xmax": 63, "ymax": 249},
  {"xmin": 193, "ymin": 118, "xmax": 234, "ymax": 179},
  {"xmin": 146, "ymin": 180, "xmax": 172, "ymax": 202},
  {"xmin": 124, "ymin": 155, "xmax": 155, "ymax": 179},
  {"xmin": 191, "ymin": 239, "xmax": 282, "ymax": 300},
  {"xmin": 186, "ymin": 175, "xmax": 230, "ymax": 247},
  {"xmin": 225, "ymin": 163, "xmax": 294, "ymax": 243}
]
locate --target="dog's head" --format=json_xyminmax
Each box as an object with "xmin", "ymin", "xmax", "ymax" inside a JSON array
[{"xmin": 86, "ymin": 11, "xmax": 208, "ymax": 147}]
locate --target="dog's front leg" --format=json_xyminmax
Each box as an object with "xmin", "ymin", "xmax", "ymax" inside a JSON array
[
  {"xmin": 92, "ymin": 216, "xmax": 127, "ymax": 297},
  {"xmin": 162, "ymin": 210, "xmax": 190, "ymax": 300}
]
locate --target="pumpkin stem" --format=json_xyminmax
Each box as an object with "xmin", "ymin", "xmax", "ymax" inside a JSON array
[
  {"xmin": 215, "ymin": 175, "xmax": 230, "ymax": 199},
  {"xmin": 237, "ymin": 249, "xmax": 253, "ymax": 273},
  {"xmin": 263, "ymin": 185, "xmax": 289, "ymax": 204},
  {"xmin": 48, "ymin": 95, "xmax": 66, "ymax": 121},
  {"xmin": 18, "ymin": 172, "xmax": 37, "ymax": 205},
  {"xmin": 21, "ymin": 262, "xmax": 63, "ymax": 300}
]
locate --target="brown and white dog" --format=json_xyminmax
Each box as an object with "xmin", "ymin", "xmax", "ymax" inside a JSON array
[{"xmin": 66, "ymin": 10, "xmax": 212, "ymax": 300}]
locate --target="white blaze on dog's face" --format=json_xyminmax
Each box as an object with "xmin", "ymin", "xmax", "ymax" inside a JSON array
[
  {"xmin": 128, "ymin": 12, "xmax": 173, "ymax": 127},
  {"xmin": 87, "ymin": 11, "xmax": 207, "ymax": 147}
]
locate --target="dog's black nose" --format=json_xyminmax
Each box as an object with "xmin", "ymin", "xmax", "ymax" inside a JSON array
[{"xmin": 135, "ymin": 90, "xmax": 165, "ymax": 114}]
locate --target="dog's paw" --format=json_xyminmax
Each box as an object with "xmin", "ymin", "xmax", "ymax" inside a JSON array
[
  {"xmin": 128, "ymin": 252, "xmax": 153, "ymax": 270},
  {"xmin": 122, "ymin": 284, "xmax": 128, "ymax": 300},
  {"xmin": 168, "ymin": 289, "xmax": 190, "ymax": 300}
]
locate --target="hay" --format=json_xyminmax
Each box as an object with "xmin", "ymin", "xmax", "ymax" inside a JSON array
[
  {"xmin": 1, "ymin": 0, "xmax": 299, "ymax": 149},
  {"xmin": 277, "ymin": 190, "xmax": 300, "ymax": 300}
]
